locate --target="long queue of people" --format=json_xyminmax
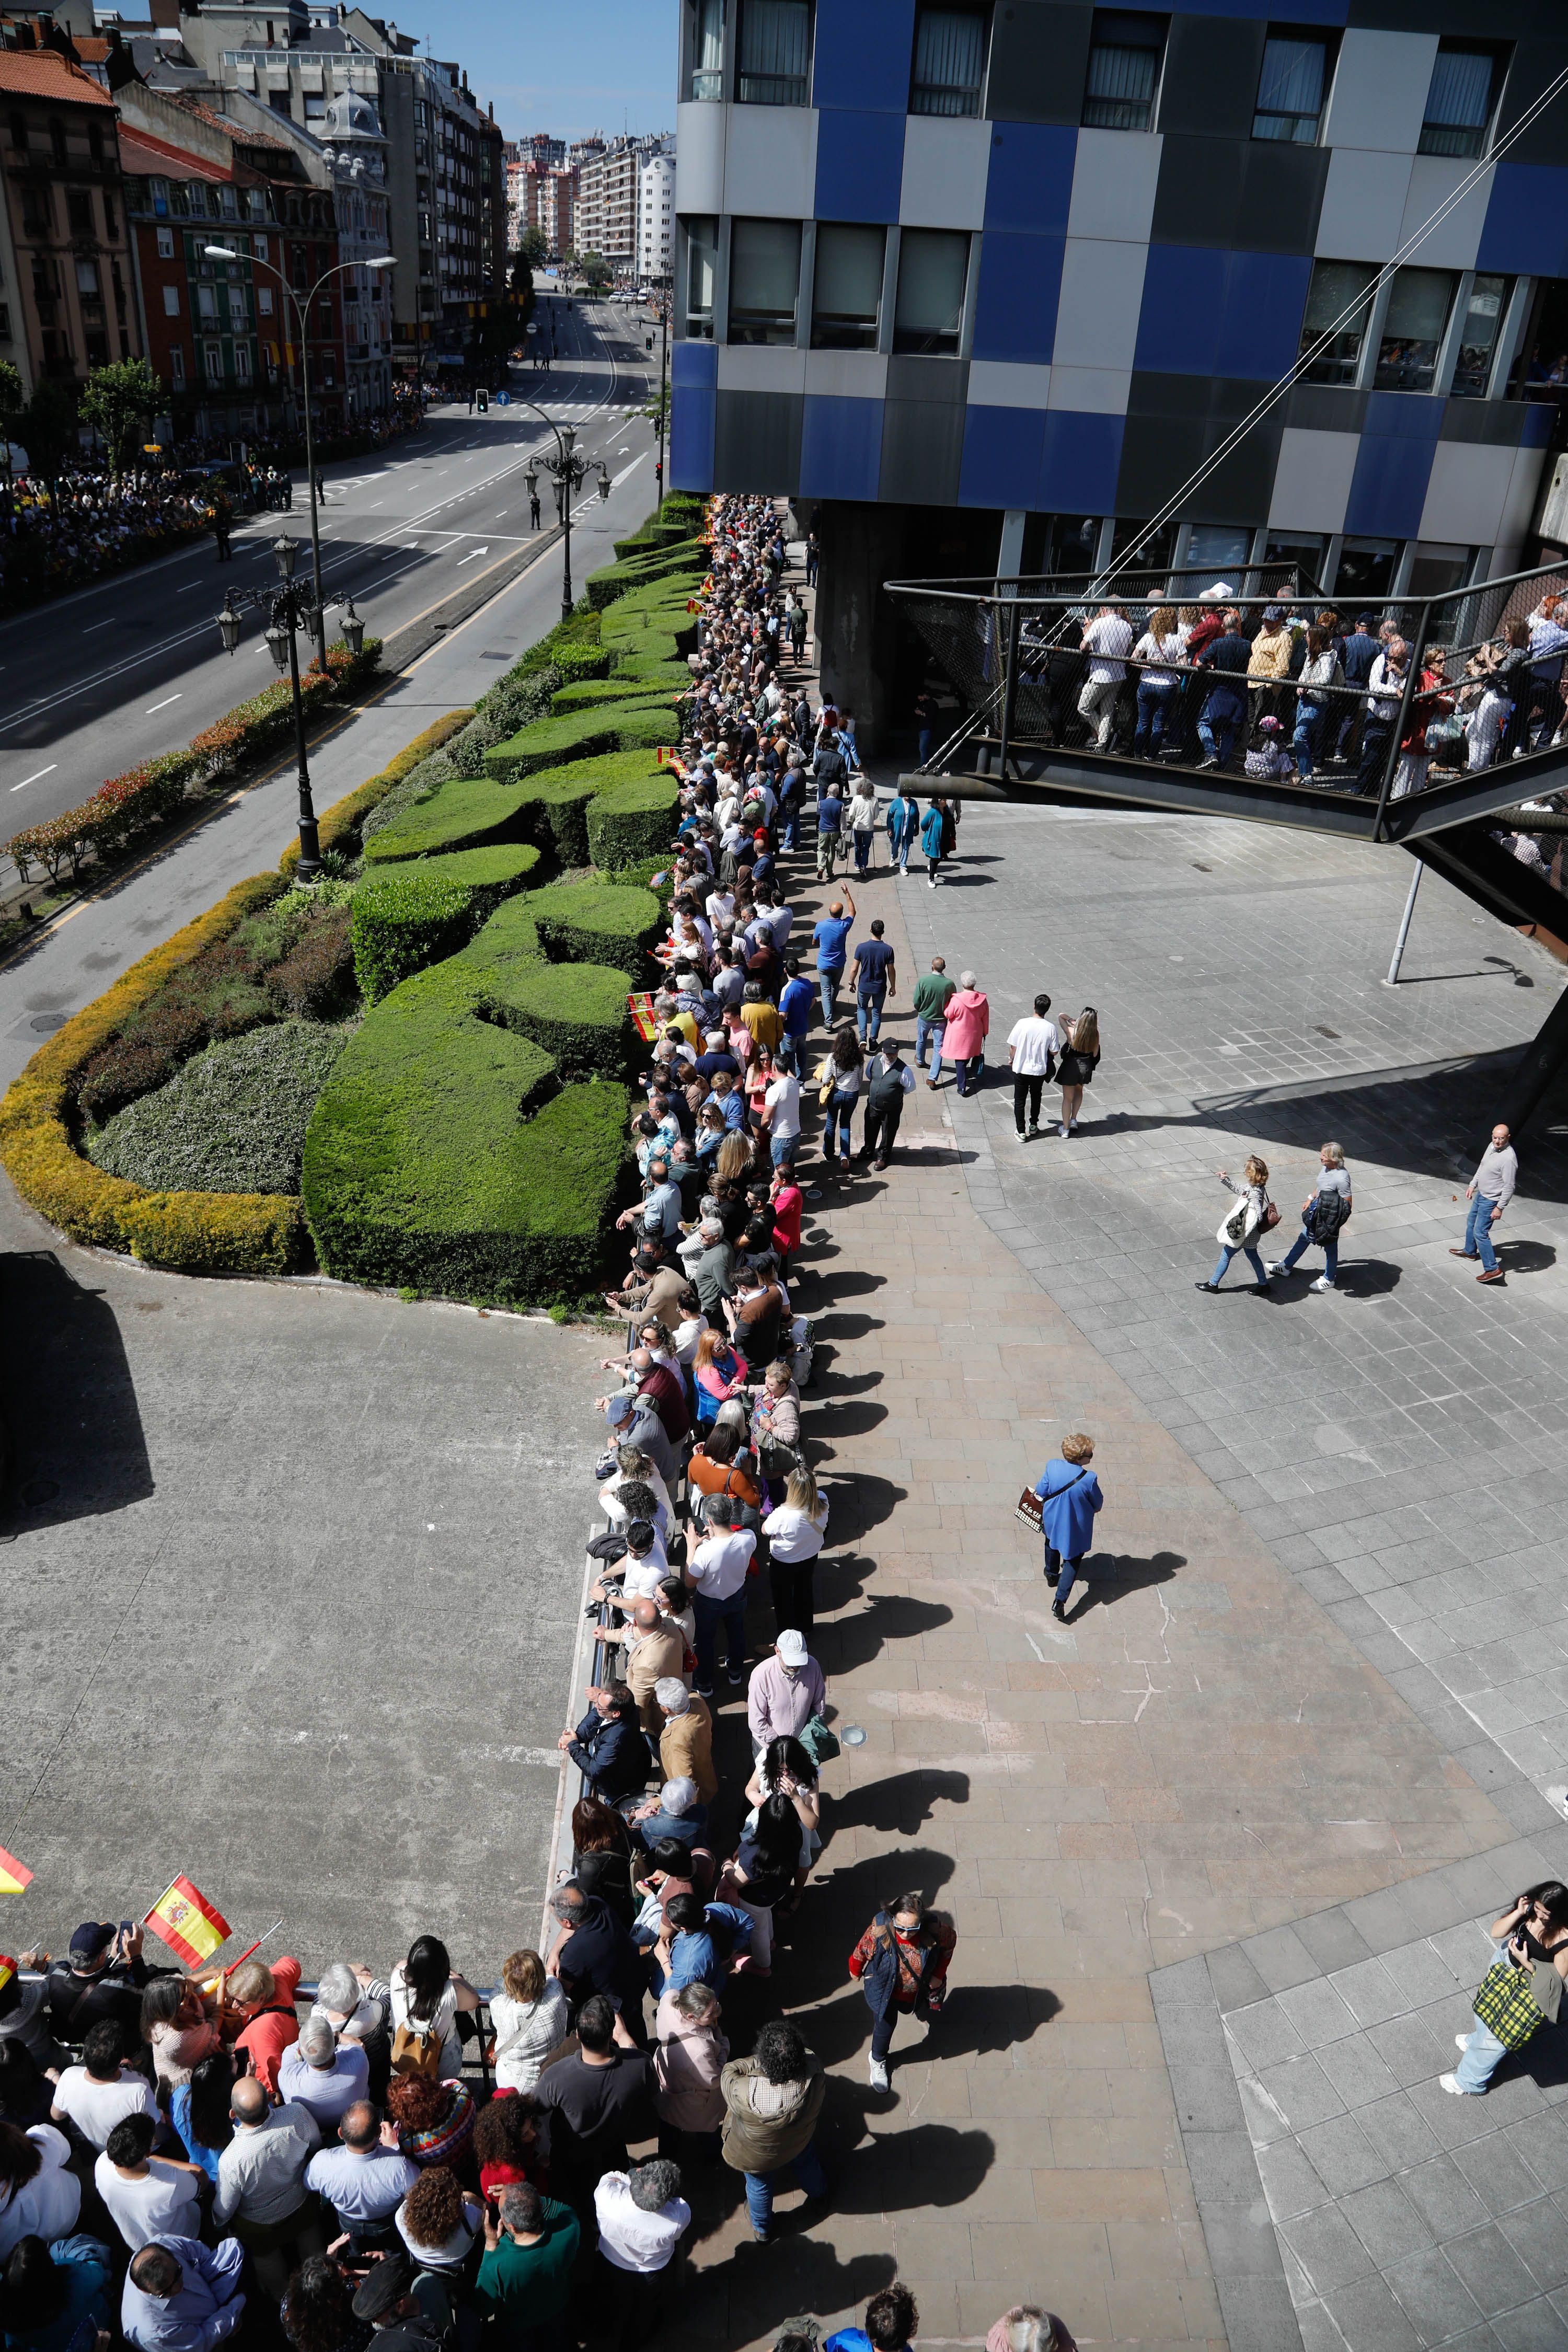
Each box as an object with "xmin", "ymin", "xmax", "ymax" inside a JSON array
[{"xmin": 0, "ymin": 493, "xmax": 1031, "ymax": 2352}]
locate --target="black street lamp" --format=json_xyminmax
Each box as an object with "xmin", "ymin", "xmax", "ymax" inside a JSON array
[
  {"xmin": 217, "ymin": 532, "xmax": 366, "ymax": 882},
  {"xmin": 518, "ymin": 406, "xmax": 612, "ymax": 622}
]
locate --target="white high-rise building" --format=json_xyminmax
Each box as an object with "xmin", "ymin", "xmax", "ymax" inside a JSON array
[{"xmin": 637, "ymin": 148, "xmax": 674, "ymax": 284}]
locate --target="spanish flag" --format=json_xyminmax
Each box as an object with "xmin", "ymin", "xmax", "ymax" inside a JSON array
[
  {"xmin": 0, "ymin": 1957, "xmax": 15, "ymax": 1997},
  {"xmin": 0, "ymin": 1846, "xmax": 31, "ymax": 1895},
  {"xmin": 145, "ymin": 1876, "xmax": 229, "ymax": 1970}
]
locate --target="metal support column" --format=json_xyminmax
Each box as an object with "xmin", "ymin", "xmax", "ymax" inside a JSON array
[{"xmin": 1382, "ymin": 859, "xmax": 1423, "ymax": 986}]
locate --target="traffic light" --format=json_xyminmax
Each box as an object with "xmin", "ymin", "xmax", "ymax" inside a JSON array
[
  {"xmin": 478, "ymin": 388, "xmax": 488, "ymax": 412},
  {"xmin": 645, "ymin": 335, "xmax": 653, "ymax": 351}
]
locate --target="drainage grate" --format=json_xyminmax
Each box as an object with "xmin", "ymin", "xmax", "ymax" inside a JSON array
[{"xmin": 29, "ymin": 1013, "xmax": 67, "ymax": 1034}]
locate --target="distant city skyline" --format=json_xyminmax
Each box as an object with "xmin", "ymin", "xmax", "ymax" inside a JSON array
[{"xmin": 376, "ymin": 0, "xmax": 677, "ymax": 145}]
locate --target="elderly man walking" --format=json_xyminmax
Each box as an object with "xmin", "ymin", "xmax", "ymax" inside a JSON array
[{"xmin": 1452, "ymin": 1122, "xmax": 1518, "ymax": 1285}]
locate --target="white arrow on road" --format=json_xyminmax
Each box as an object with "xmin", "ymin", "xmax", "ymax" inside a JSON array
[{"xmin": 455, "ymin": 547, "xmax": 489, "ymax": 566}]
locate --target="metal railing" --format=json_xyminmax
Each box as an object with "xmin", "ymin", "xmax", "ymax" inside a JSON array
[{"xmin": 887, "ymin": 560, "xmax": 1568, "ymax": 843}]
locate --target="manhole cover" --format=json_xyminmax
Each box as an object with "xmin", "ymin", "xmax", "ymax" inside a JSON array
[
  {"xmin": 29, "ymin": 1013, "xmax": 67, "ymax": 1034},
  {"xmin": 21, "ymin": 1479, "xmax": 60, "ymax": 1505}
]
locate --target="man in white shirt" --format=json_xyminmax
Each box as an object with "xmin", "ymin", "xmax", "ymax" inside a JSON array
[
  {"xmin": 96, "ymin": 2113, "xmax": 205, "ymax": 2251},
  {"xmin": 50, "ymin": 2021, "xmax": 159, "ymax": 2151},
  {"xmin": 593, "ymin": 2159, "xmax": 689, "ymax": 2338},
  {"xmin": 304, "ymin": 2101, "xmax": 420, "ymax": 2254},
  {"xmin": 212, "ymin": 2077, "xmax": 322, "ymax": 2297},
  {"xmin": 684, "ymin": 1497, "xmax": 756, "ymax": 1696},
  {"xmin": 276, "ymin": 2013, "xmax": 370, "ymax": 2129},
  {"xmin": 1007, "ymin": 991, "xmax": 1062, "ymax": 1140},
  {"xmin": 763, "ymin": 1063, "xmax": 801, "ymax": 1171},
  {"xmin": 1077, "ymin": 603, "xmax": 1134, "ymax": 749}
]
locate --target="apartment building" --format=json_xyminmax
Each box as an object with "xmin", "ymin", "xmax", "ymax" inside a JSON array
[
  {"xmin": 638, "ymin": 145, "xmax": 675, "ymax": 284},
  {"xmin": 0, "ymin": 43, "xmax": 141, "ymax": 396}
]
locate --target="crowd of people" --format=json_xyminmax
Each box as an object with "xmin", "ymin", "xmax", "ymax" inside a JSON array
[
  {"xmin": 0, "ymin": 491, "xmax": 1064, "ymax": 2352},
  {"xmin": 1012, "ymin": 583, "xmax": 1568, "ymax": 803}
]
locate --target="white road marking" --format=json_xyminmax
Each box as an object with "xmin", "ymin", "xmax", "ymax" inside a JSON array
[
  {"xmin": 145, "ymin": 693, "xmax": 182, "ymax": 714},
  {"xmin": 10, "ymin": 763, "xmax": 56, "ymax": 791},
  {"xmin": 455, "ymin": 546, "xmax": 489, "ymax": 565},
  {"xmin": 83, "ymin": 619, "xmax": 114, "ymax": 633}
]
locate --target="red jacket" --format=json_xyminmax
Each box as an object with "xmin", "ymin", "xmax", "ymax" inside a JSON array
[
  {"xmin": 638, "ymin": 1362, "xmax": 691, "ymax": 1443},
  {"xmin": 233, "ymin": 1956, "xmax": 301, "ymax": 2094}
]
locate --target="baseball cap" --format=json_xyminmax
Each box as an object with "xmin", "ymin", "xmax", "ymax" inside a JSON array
[
  {"xmin": 605, "ymin": 1393, "xmax": 635, "ymax": 1425},
  {"xmin": 352, "ymin": 2254, "xmax": 413, "ymax": 2323},
  {"xmin": 69, "ymin": 1922, "xmax": 116, "ymax": 1965},
  {"xmin": 776, "ymin": 1628, "xmax": 809, "ymax": 1667}
]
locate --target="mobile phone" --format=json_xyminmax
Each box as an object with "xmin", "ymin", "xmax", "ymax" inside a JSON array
[{"xmin": 119, "ymin": 1920, "xmax": 133, "ymax": 1943}]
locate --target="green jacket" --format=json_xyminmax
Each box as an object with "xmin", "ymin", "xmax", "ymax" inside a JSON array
[
  {"xmin": 474, "ymin": 2199, "xmax": 579, "ymax": 2330},
  {"xmin": 911, "ymin": 972, "xmax": 956, "ymax": 1021},
  {"xmin": 720, "ymin": 2052, "xmax": 825, "ymax": 2174}
]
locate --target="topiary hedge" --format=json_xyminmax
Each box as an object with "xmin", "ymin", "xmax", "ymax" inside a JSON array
[
  {"xmin": 279, "ymin": 711, "xmax": 471, "ymax": 878},
  {"xmin": 87, "ymin": 1022, "xmax": 348, "ymax": 1196},
  {"xmin": 481, "ymin": 697, "xmax": 676, "ymax": 786},
  {"xmin": 585, "ymin": 775, "xmax": 681, "ymax": 873},
  {"xmin": 550, "ymin": 676, "xmax": 672, "ymax": 717},
  {"xmin": 495, "ymin": 961, "xmax": 632, "ymax": 1081},
  {"xmin": 584, "ymin": 540, "xmax": 708, "ymax": 608},
  {"xmin": 351, "ymin": 868, "xmax": 477, "ymax": 1004},
  {"xmin": 361, "ymin": 775, "xmax": 534, "ymax": 864},
  {"xmin": 527, "ymin": 878, "xmax": 663, "ymax": 978}
]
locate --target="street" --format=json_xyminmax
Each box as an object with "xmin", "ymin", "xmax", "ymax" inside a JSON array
[{"xmin": 0, "ymin": 294, "xmax": 655, "ymax": 846}]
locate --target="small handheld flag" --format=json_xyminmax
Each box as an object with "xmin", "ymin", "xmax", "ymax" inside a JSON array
[
  {"xmin": 144, "ymin": 1876, "xmax": 230, "ymax": 1969},
  {"xmin": 0, "ymin": 1957, "xmax": 15, "ymax": 1995},
  {"xmin": 0, "ymin": 1846, "xmax": 32, "ymax": 1895}
]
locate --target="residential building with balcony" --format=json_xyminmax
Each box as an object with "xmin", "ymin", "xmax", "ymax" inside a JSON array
[
  {"xmin": 0, "ymin": 43, "xmax": 141, "ymax": 395},
  {"xmin": 670, "ymin": 0, "xmax": 1568, "ymax": 749},
  {"xmin": 638, "ymin": 145, "xmax": 675, "ymax": 284}
]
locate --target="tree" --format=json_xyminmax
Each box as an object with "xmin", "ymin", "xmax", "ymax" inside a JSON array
[
  {"xmin": 79, "ymin": 357, "xmax": 160, "ymax": 483},
  {"xmin": 516, "ymin": 225, "xmax": 548, "ymax": 271},
  {"xmin": 571, "ymin": 248, "xmax": 613, "ymax": 293},
  {"xmin": 21, "ymin": 378, "xmax": 78, "ymax": 513},
  {"xmin": 0, "ymin": 359, "xmax": 24, "ymax": 496}
]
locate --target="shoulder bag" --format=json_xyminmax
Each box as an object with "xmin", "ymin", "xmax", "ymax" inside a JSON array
[
  {"xmin": 799, "ymin": 1714, "xmax": 840, "ymax": 1766},
  {"xmin": 390, "ymin": 1993, "xmax": 446, "ymax": 2080},
  {"xmin": 1016, "ymin": 1465, "xmax": 1088, "ymax": 1531},
  {"xmin": 1473, "ymin": 1949, "xmax": 1562, "ymax": 2050}
]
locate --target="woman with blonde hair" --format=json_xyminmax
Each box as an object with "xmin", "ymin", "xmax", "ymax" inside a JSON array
[
  {"xmin": 487, "ymin": 1949, "xmax": 568, "ymax": 2094},
  {"xmin": 1269, "ymin": 1139, "xmax": 1353, "ymax": 1293},
  {"xmin": 1197, "ymin": 1155, "xmax": 1273, "ymax": 1294},
  {"xmin": 1056, "ymin": 1007, "xmax": 1100, "ymax": 1137},
  {"xmin": 1031, "ymin": 1431, "xmax": 1103, "ymax": 1621}
]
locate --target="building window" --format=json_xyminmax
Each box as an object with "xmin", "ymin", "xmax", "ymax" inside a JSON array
[
  {"xmin": 893, "ymin": 226, "xmax": 969, "ymax": 355},
  {"xmin": 8, "ymin": 113, "xmax": 25, "ymax": 152},
  {"xmin": 683, "ymin": 214, "xmax": 718, "ymax": 335},
  {"xmin": 1408, "ymin": 541, "xmax": 1471, "ymax": 597},
  {"xmin": 1450, "ymin": 272, "xmax": 1512, "ymax": 398},
  {"xmin": 736, "ymin": 0, "xmax": 811, "ymax": 106},
  {"xmin": 85, "ymin": 331, "xmax": 108, "ymax": 366},
  {"xmin": 1297, "ymin": 258, "xmax": 1376, "ymax": 385},
  {"xmin": 235, "ymin": 342, "xmax": 252, "ymax": 384},
  {"xmin": 1253, "ymin": 30, "xmax": 1332, "ymax": 144},
  {"xmin": 67, "ymin": 189, "xmax": 95, "ymax": 238},
  {"xmin": 75, "ymin": 259, "xmax": 99, "ymax": 297},
  {"xmin": 48, "ymin": 116, "xmax": 65, "ymax": 166},
  {"xmin": 258, "ymin": 285, "xmax": 274, "ymax": 315},
  {"xmin": 149, "ymin": 177, "xmax": 168, "ymax": 217},
  {"xmin": 255, "ymin": 233, "xmax": 269, "ymax": 260},
  {"xmin": 229, "ymin": 288, "xmax": 248, "ymax": 328},
  {"xmin": 187, "ymin": 182, "xmax": 210, "ymax": 220},
  {"xmin": 1335, "ymin": 537, "xmax": 1398, "ymax": 601},
  {"xmin": 0, "ymin": 307, "xmax": 10, "ymax": 340},
  {"xmin": 103, "ymin": 194, "xmax": 117, "ymax": 240},
  {"xmin": 910, "ymin": 6, "xmax": 989, "ymax": 117},
  {"xmin": 1081, "ymin": 11, "xmax": 1165, "ymax": 132},
  {"xmin": 727, "ymin": 216, "xmax": 800, "ymax": 342},
  {"xmin": 197, "ymin": 283, "xmax": 218, "ymax": 321},
  {"xmin": 163, "ymin": 283, "xmax": 180, "ymax": 316},
  {"xmin": 304, "ymin": 94, "xmax": 326, "ymax": 121},
  {"xmin": 205, "ymin": 339, "xmax": 223, "ymax": 382},
  {"xmin": 1375, "ymin": 266, "xmax": 1458, "ymax": 391},
  {"xmin": 812, "ymin": 222, "xmax": 884, "ymax": 349},
  {"xmin": 1420, "ymin": 42, "xmax": 1506, "ymax": 160},
  {"xmin": 169, "ymin": 343, "xmax": 186, "ymax": 390}
]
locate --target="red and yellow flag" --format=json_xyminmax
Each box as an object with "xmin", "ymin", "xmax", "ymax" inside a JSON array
[
  {"xmin": 0, "ymin": 1956, "xmax": 15, "ymax": 1996},
  {"xmin": 144, "ymin": 1876, "xmax": 229, "ymax": 1969},
  {"xmin": 0, "ymin": 1846, "xmax": 31, "ymax": 1895}
]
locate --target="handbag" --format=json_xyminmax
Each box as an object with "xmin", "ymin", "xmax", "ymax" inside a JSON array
[
  {"xmin": 1015, "ymin": 1486, "xmax": 1045, "ymax": 1532},
  {"xmin": 1262, "ymin": 1196, "xmax": 1281, "ymax": 1230},
  {"xmin": 799, "ymin": 1713, "xmax": 840, "ymax": 1766},
  {"xmin": 1473, "ymin": 1952, "xmax": 1557, "ymax": 2051}
]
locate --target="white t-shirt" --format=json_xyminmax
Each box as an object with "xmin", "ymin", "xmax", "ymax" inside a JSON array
[
  {"xmin": 51, "ymin": 2065, "xmax": 158, "ymax": 2151},
  {"xmin": 761, "ymin": 1495, "xmax": 829, "ymax": 1563},
  {"xmin": 1084, "ymin": 613, "xmax": 1134, "ymax": 681},
  {"xmin": 765, "ymin": 1072, "xmax": 801, "ymax": 1140},
  {"xmin": 1007, "ymin": 1016, "xmax": 1060, "ymax": 1077},
  {"xmin": 94, "ymin": 2154, "xmax": 203, "ymax": 2250},
  {"xmin": 689, "ymin": 1527, "xmax": 756, "ymax": 1600},
  {"xmin": 594, "ymin": 2171, "xmax": 691, "ymax": 2273}
]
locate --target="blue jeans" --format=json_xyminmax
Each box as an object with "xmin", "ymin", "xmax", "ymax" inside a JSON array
[
  {"xmin": 917, "ymin": 727, "xmax": 933, "ymax": 768},
  {"xmin": 693, "ymin": 1589, "xmax": 747, "ymax": 1689},
  {"xmin": 781, "ymin": 809, "xmax": 799, "ymax": 851},
  {"xmin": 818, "ymin": 969, "xmax": 842, "ymax": 1025},
  {"xmin": 1465, "ymin": 1192, "xmax": 1500, "ymax": 1274},
  {"xmin": 743, "ymin": 2139, "xmax": 827, "ymax": 2233},
  {"xmin": 769, "ymin": 1131, "xmax": 799, "ymax": 1170},
  {"xmin": 1358, "ymin": 721, "xmax": 1393, "ymax": 794},
  {"xmin": 1212, "ymin": 1242, "xmax": 1267, "ymax": 1288},
  {"xmin": 955, "ymin": 1055, "xmax": 983, "ymax": 1098},
  {"xmin": 915, "ymin": 1016, "xmax": 944, "ymax": 1076},
  {"xmin": 1454, "ymin": 2018, "xmax": 1511, "ymax": 2093},
  {"xmin": 1293, "ymin": 706, "xmax": 1320, "ymax": 779},
  {"xmin": 892, "ymin": 829, "xmax": 911, "ymax": 871},
  {"xmin": 1278, "ymin": 1220, "xmax": 1338, "ymax": 1285},
  {"xmin": 1045, "ymin": 1544, "xmax": 1087, "ymax": 1608},
  {"xmin": 856, "ymin": 994, "xmax": 884, "ymax": 1043},
  {"xmin": 823, "ymin": 1090, "xmax": 855, "ymax": 1158},
  {"xmin": 1135, "ymin": 679, "xmax": 1175, "ymax": 757},
  {"xmin": 1197, "ymin": 710, "xmax": 1237, "ymax": 766},
  {"xmin": 852, "ymin": 828, "xmax": 873, "ymax": 875}
]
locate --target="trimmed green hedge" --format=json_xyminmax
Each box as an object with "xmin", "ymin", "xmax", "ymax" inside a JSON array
[
  {"xmin": 528, "ymin": 878, "xmax": 663, "ymax": 978},
  {"xmin": 362, "ymin": 776, "xmax": 534, "ymax": 864},
  {"xmin": 481, "ymin": 697, "xmax": 676, "ymax": 786},
  {"xmin": 301, "ymin": 953, "xmax": 630, "ymax": 1305},
  {"xmin": 87, "ymin": 1021, "xmax": 348, "ymax": 1196},
  {"xmin": 502, "ymin": 961, "xmax": 632, "ymax": 1080},
  {"xmin": 462, "ymin": 892, "xmax": 544, "ymax": 981},
  {"xmin": 605, "ymin": 655, "xmax": 694, "ymax": 689},
  {"xmin": 550, "ymin": 676, "xmax": 669, "ymax": 717},
  {"xmin": 352, "ymin": 869, "xmax": 474, "ymax": 1004},
  {"xmin": 586, "ymin": 775, "xmax": 681, "ymax": 873},
  {"xmin": 584, "ymin": 541, "xmax": 708, "ymax": 608}
]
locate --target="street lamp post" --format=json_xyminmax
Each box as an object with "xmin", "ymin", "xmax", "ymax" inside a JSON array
[
  {"xmin": 517, "ymin": 403, "xmax": 611, "ymax": 624},
  {"xmin": 204, "ymin": 244, "xmax": 395, "ymax": 655},
  {"xmin": 216, "ymin": 533, "xmax": 366, "ymax": 882}
]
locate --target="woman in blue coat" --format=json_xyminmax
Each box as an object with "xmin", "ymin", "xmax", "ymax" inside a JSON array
[
  {"xmin": 1033, "ymin": 1433, "xmax": 1103, "ymax": 1621},
  {"xmin": 919, "ymin": 799, "xmax": 946, "ymax": 887}
]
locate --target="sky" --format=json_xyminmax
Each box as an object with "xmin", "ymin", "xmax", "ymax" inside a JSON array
[{"xmin": 381, "ymin": 1, "xmax": 681, "ymax": 144}]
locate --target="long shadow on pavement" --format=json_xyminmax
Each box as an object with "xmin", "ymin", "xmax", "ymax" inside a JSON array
[{"xmin": 0, "ymin": 1248, "xmax": 152, "ymax": 1534}]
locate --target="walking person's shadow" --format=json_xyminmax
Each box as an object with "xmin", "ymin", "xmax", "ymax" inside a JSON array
[{"xmin": 1058, "ymin": 1548, "xmax": 1184, "ymax": 1620}]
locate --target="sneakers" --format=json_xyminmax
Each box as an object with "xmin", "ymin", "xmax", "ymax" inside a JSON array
[
  {"xmin": 927, "ymin": 878, "xmax": 937, "ymax": 889},
  {"xmin": 1197, "ymin": 755, "xmax": 1219, "ymax": 770},
  {"xmin": 869, "ymin": 2056, "xmax": 890, "ymax": 2091},
  {"xmin": 1439, "ymin": 2073, "xmax": 1471, "ymax": 2095},
  {"xmin": 727, "ymin": 1667, "xmax": 745, "ymax": 1685},
  {"xmin": 1456, "ymin": 2034, "xmax": 1471, "ymax": 2050},
  {"xmin": 1059, "ymin": 1123, "xmax": 1069, "ymax": 1138},
  {"xmin": 696, "ymin": 1682, "xmax": 714, "ymax": 1699},
  {"xmin": 1311, "ymin": 1276, "xmax": 1335, "ymax": 1293}
]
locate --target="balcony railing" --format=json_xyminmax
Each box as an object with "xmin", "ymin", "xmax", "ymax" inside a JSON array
[{"xmin": 886, "ymin": 560, "xmax": 1568, "ymax": 846}]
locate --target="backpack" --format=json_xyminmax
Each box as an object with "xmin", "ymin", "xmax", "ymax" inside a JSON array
[{"xmin": 389, "ymin": 2001, "xmax": 445, "ymax": 2080}]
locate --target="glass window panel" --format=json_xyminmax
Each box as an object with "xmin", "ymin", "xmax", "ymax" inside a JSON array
[
  {"xmin": 1254, "ymin": 33, "xmax": 1328, "ymax": 143},
  {"xmin": 1082, "ymin": 11, "xmax": 1162, "ymax": 130},
  {"xmin": 728, "ymin": 216, "xmax": 801, "ymax": 343},
  {"xmin": 1420, "ymin": 43, "xmax": 1497, "ymax": 159},
  {"xmin": 688, "ymin": 0, "xmax": 725, "ymax": 97},
  {"xmin": 684, "ymin": 215, "xmax": 717, "ymax": 337},
  {"xmin": 1376, "ymin": 265, "xmax": 1457, "ymax": 389},
  {"xmin": 911, "ymin": 7, "xmax": 987, "ymax": 116},
  {"xmin": 737, "ymin": 0, "xmax": 811, "ymax": 105},
  {"xmin": 812, "ymin": 222, "xmax": 884, "ymax": 349},
  {"xmin": 1334, "ymin": 537, "xmax": 1398, "ymax": 601},
  {"xmin": 893, "ymin": 227, "xmax": 970, "ymax": 355},
  {"xmin": 1450, "ymin": 273, "xmax": 1512, "ymax": 399},
  {"xmin": 1408, "ymin": 543, "xmax": 1470, "ymax": 598},
  {"xmin": 1298, "ymin": 258, "xmax": 1376, "ymax": 385},
  {"xmin": 1187, "ymin": 523, "xmax": 1251, "ymax": 571}
]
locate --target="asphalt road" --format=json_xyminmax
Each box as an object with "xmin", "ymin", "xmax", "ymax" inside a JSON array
[
  {"xmin": 0, "ymin": 295, "xmax": 670, "ymax": 1088},
  {"xmin": 0, "ymin": 293, "xmax": 657, "ymax": 848}
]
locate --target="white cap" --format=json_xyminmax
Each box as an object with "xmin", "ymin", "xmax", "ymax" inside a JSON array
[{"xmin": 776, "ymin": 1629, "xmax": 809, "ymax": 1667}]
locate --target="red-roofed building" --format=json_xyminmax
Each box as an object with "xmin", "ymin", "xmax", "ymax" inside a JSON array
[{"xmin": 0, "ymin": 43, "xmax": 142, "ymax": 394}]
